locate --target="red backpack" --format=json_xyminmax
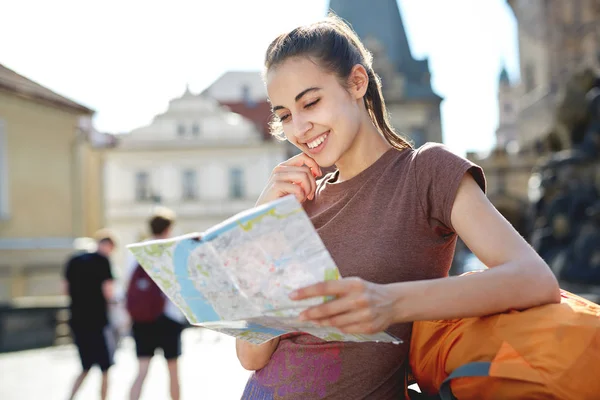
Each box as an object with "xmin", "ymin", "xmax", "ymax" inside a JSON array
[{"xmin": 126, "ymin": 264, "xmax": 165, "ymax": 323}]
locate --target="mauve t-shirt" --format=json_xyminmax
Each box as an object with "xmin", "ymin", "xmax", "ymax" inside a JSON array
[{"xmin": 242, "ymin": 143, "xmax": 486, "ymax": 400}]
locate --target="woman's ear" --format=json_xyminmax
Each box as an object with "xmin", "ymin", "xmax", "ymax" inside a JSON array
[{"xmin": 348, "ymin": 64, "xmax": 369, "ymax": 99}]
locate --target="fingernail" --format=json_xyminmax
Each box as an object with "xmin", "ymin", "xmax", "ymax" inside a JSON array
[{"xmin": 289, "ymin": 290, "xmax": 298, "ymax": 299}]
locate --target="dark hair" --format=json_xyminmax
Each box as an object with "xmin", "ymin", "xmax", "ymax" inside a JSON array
[
  {"xmin": 264, "ymin": 14, "xmax": 412, "ymax": 150},
  {"xmin": 149, "ymin": 207, "xmax": 175, "ymax": 236},
  {"xmin": 94, "ymin": 228, "xmax": 116, "ymax": 247},
  {"xmin": 98, "ymin": 237, "xmax": 114, "ymax": 247}
]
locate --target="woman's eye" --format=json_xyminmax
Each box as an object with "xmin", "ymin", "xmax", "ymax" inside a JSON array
[
  {"xmin": 279, "ymin": 114, "xmax": 290, "ymax": 122},
  {"xmin": 305, "ymin": 99, "xmax": 320, "ymax": 108}
]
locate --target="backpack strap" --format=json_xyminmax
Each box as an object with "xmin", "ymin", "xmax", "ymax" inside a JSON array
[{"xmin": 439, "ymin": 362, "xmax": 491, "ymax": 400}]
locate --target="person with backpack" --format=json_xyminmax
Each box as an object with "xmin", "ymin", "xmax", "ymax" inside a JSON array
[
  {"xmin": 126, "ymin": 208, "xmax": 186, "ymax": 400},
  {"xmin": 63, "ymin": 230, "xmax": 117, "ymax": 400}
]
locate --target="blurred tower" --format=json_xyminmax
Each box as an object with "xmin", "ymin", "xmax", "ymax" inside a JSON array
[
  {"xmin": 496, "ymin": 65, "xmax": 518, "ymax": 148},
  {"xmin": 328, "ymin": 0, "xmax": 444, "ymax": 146}
]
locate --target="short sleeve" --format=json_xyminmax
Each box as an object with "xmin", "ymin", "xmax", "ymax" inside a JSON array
[
  {"xmin": 100, "ymin": 255, "xmax": 114, "ymax": 282},
  {"xmin": 415, "ymin": 142, "xmax": 486, "ymax": 232}
]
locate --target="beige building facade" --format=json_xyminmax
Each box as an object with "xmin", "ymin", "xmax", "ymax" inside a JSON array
[
  {"xmin": 104, "ymin": 87, "xmax": 287, "ymax": 277},
  {"xmin": 0, "ymin": 64, "xmax": 107, "ymax": 302}
]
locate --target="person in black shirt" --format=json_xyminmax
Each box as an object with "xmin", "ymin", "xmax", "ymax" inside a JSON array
[{"xmin": 63, "ymin": 230, "xmax": 116, "ymax": 400}]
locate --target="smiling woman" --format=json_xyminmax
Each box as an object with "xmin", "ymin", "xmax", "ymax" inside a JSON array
[{"xmin": 236, "ymin": 14, "xmax": 560, "ymax": 400}]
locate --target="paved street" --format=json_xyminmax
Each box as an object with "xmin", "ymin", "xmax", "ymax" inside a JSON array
[{"xmin": 0, "ymin": 328, "xmax": 252, "ymax": 400}]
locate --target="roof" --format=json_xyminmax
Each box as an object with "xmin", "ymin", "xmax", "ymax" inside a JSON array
[
  {"xmin": 499, "ymin": 66, "xmax": 510, "ymax": 85},
  {"xmin": 221, "ymin": 100, "xmax": 274, "ymax": 141},
  {"xmin": 203, "ymin": 71, "xmax": 274, "ymax": 141},
  {"xmin": 0, "ymin": 63, "xmax": 94, "ymax": 114},
  {"xmin": 202, "ymin": 71, "xmax": 267, "ymax": 103}
]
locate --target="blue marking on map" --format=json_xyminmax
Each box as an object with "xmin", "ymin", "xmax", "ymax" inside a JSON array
[
  {"xmin": 244, "ymin": 323, "xmax": 289, "ymax": 337},
  {"xmin": 173, "ymin": 238, "xmax": 221, "ymax": 322},
  {"xmin": 272, "ymin": 255, "xmax": 293, "ymax": 269}
]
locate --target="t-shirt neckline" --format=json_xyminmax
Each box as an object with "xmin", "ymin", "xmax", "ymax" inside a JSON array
[{"xmin": 320, "ymin": 148, "xmax": 404, "ymax": 196}]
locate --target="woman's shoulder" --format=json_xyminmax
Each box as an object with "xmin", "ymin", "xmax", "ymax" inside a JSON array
[
  {"xmin": 411, "ymin": 141, "xmax": 487, "ymax": 194},
  {"xmin": 411, "ymin": 142, "xmax": 480, "ymax": 172},
  {"xmin": 414, "ymin": 142, "xmax": 459, "ymax": 159}
]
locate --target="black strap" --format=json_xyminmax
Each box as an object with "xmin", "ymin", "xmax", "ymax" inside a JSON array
[
  {"xmin": 439, "ymin": 361, "xmax": 491, "ymax": 400},
  {"xmin": 408, "ymin": 388, "xmax": 441, "ymax": 400}
]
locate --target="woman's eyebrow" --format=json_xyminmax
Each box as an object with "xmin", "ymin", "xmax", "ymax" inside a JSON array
[{"xmin": 272, "ymin": 87, "xmax": 322, "ymax": 111}]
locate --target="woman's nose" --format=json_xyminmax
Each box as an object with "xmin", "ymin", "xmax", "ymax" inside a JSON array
[{"xmin": 292, "ymin": 114, "xmax": 313, "ymax": 139}]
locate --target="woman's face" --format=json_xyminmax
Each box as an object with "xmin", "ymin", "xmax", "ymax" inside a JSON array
[{"xmin": 266, "ymin": 57, "xmax": 365, "ymax": 168}]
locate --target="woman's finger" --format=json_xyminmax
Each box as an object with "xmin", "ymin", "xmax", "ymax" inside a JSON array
[
  {"xmin": 299, "ymin": 294, "xmax": 362, "ymax": 321},
  {"xmin": 272, "ymin": 181, "xmax": 307, "ymax": 203},
  {"xmin": 273, "ymin": 168, "xmax": 316, "ymax": 200},
  {"xmin": 316, "ymin": 307, "xmax": 375, "ymax": 328},
  {"xmin": 290, "ymin": 278, "xmax": 366, "ymax": 300},
  {"xmin": 283, "ymin": 152, "xmax": 322, "ymax": 178},
  {"xmin": 299, "ymin": 165, "xmax": 317, "ymax": 199}
]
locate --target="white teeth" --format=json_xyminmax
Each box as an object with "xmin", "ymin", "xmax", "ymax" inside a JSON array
[{"xmin": 307, "ymin": 134, "xmax": 327, "ymax": 149}]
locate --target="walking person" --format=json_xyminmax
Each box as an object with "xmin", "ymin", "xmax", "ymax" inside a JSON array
[
  {"xmin": 236, "ymin": 15, "xmax": 560, "ymax": 399},
  {"xmin": 127, "ymin": 208, "xmax": 186, "ymax": 400},
  {"xmin": 63, "ymin": 230, "xmax": 117, "ymax": 400}
]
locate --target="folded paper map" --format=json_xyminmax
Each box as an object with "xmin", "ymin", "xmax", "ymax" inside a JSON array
[{"xmin": 127, "ymin": 195, "xmax": 400, "ymax": 345}]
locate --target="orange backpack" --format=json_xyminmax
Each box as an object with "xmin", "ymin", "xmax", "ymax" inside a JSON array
[{"xmin": 409, "ymin": 274, "xmax": 600, "ymax": 400}]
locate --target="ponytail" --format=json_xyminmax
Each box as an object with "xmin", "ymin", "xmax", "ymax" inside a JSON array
[{"xmin": 364, "ymin": 68, "xmax": 411, "ymax": 150}]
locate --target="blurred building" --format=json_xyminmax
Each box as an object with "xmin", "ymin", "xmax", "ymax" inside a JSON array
[
  {"xmin": 0, "ymin": 64, "xmax": 110, "ymax": 302},
  {"xmin": 329, "ymin": 0, "xmax": 444, "ymax": 146},
  {"xmin": 203, "ymin": 70, "xmax": 299, "ymax": 157},
  {"xmin": 103, "ymin": 86, "xmax": 287, "ymax": 275},
  {"xmin": 467, "ymin": 0, "xmax": 600, "ymax": 235},
  {"xmin": 202, "ymin": 71, "xmax": 271, "ymax": 140},
  {"xmin": 507, "ymin": 0, "xmax": 600, "ymax": 148}
]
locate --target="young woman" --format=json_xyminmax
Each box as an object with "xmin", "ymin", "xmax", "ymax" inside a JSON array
[{"xmin": 236, "ymin": 16, "xmax": 560, "ymax": 400}]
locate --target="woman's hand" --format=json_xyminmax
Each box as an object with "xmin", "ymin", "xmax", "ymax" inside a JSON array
[
  {"xmin": 256, "ymin": 153, "xmax": 322, "ymax": 206},
  {"xmin": 289, "ymin": 277, "xmax": 398, "ymax": 334}
]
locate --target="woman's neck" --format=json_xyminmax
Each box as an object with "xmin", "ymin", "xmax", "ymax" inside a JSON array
[{"xmin": 335, "ymin": 122, "xmax": 392, "ymax": 183}]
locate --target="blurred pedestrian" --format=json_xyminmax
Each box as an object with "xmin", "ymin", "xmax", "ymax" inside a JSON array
[
  {"xmin": 127, "ymin": 208, "xmax": 186, "ymax": 400},
  {"xmin": 63, "ymin": 229, "xmax": 117, "ymax": 400}
]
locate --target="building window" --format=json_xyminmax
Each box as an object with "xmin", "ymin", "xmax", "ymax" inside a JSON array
[
  {"xmin": 242, "ymin": 85, "xmax": 256, "ymax": 108},
  {"xmin": 0, "ymin": 119, "xmax": 9, "ymax": 220},
  {"xmin": 229, "ymin": 168, "xmax": 245, "ymax": 199},
  {"xmin": 192, "ymin": 123, "xmax": 200, "ymax": 136},
  {"xmin": 182, "ymin": 169, "xmax": 198, "ymax": 200},
  {"xmin": 135, "ymin": 171, "xmax": 151, "ymax": 201},
  {"xmin": 177, "ymin": 124, "xmax": 186, "ymax": 136}
]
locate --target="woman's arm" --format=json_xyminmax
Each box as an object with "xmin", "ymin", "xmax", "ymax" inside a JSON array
[
  {"xmin": 388, "ymin": 172, "xmax": 561, "ymax": 321},
  {"xmin": 291, "ymin": 173, "xmax": 561, "ymax": 333},
  {"xmin": 236, "ymin": 338, "xmax": 280, "ymax": 371}
]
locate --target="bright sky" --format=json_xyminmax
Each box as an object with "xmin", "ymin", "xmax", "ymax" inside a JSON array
[{"xmin": 1, "ymin": 0, "xmax": 519, "ymax": 156}]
